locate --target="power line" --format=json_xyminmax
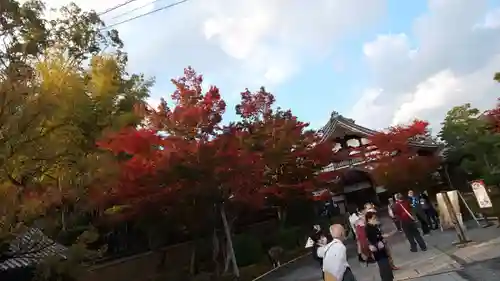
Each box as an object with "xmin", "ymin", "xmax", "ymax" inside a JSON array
[
  {"xmin": 103, "ymin": 0, "xmax": 190, "ymax": 30},
  {"xmin": 110, "ymin": 0, "xmax": 167, "ymax": 20},
  {"xmin": 99, "ymin": 0, "xmax": 140, "ymax": 16}
]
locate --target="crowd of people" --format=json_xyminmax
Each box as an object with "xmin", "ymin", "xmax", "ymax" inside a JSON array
[{"xmin": 309, "ymin": 190, "xmax": 440, "ymax": 281}]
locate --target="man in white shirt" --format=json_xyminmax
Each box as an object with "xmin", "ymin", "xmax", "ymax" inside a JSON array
[{"xmin": 317, "ymin": 224, "xmax": 357, "ymax": 281}]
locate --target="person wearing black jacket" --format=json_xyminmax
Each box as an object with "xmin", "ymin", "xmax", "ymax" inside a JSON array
[
  {"xmin": 365, "ymin": 212, "xmax": 394, "ymax": 281},
  {"xmin": 420, "ymin": 195, "xmax": 439, "ymax": 230},
  {"xmin": 310, "ymin": 225, "xmax": 332, "ymax": 267}
]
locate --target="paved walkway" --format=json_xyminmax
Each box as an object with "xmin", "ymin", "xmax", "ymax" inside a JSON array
[{"xmin": 256, "ymin": 218, "xmax": 500, "ymax": 281}]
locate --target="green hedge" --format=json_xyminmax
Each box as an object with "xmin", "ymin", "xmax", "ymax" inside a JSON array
[
  {"xmin": 233, "ymin": 224, "xmax": 310, "ymax": 268},
  {"xmin": 277, "ymin": 227, "xmax": 302, "ymax": 250},
  {"xmin": 233, "ymin": 234, "xmax": 264, "ymax": 267}
]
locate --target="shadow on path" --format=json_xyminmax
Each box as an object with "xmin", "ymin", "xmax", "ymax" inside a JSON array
[{"xmin": 254, "ymin": 217, "xmax": 500, "ymax": 281}]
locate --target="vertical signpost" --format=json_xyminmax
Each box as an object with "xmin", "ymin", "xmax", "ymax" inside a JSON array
[
  {"xmin": 441, "ymin": 191, "xmax": 471, "ymax": 246},
  {"xmin": 470, "ymin": 180, "xmax": 493, "ymax": 208},
  {"xmin": 470, "ymin": 180, "xmax": 495, "ymax": 227}
]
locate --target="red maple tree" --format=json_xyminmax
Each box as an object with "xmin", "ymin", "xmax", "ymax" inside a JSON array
[
  {"xmin": 485, "ymin": 98, "xmax": 500, "ymax": 133},
  {"xmin": 365, "ymin": 120, "xmax": 440, "ymax": 191},
  {"xmin": 235, "ymin": 87, "xmax": 335, "ymax": 208},
  {"xmin": 96, "ymin": 68, "xmax": 265, "ymax": 216},
  {"xmin": 96, "ymin": 68, "xmax": 336, "ymax": 233},
  {"xmin": 95, "ymin": 128, "xmax": 175, "ymax": 211}
]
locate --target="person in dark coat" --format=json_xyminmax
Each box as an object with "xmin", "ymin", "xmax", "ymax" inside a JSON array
[
  {"xmin": 365, "ymin": 212, "xmax": 394, "ymax": 281},
  {"xmin": 310, "ymin": 225, "xmax": 332, "ymax": 267},
  {"xmin": 420, "ymin": 197, "xmax": 439, "ymax": 230},
  {"xmin": 408, "ymin": 190, "xmax": 430, "ymax": 235}
]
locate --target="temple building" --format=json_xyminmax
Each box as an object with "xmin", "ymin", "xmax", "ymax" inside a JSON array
[{"xmin": 314, "ymin": 111, "xmax": 441, "ymax": 213}]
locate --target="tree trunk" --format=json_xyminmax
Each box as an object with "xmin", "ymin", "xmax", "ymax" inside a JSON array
[
  {"xmin": 58, "ymin": 177, "xmax": 67, "ymax": 231},
  {"xmin": 223, "ymin": 236, "xmax": 231, "ymax": 273},
  {"xmin": 483, "ymin": 153, "xmax": 492, "ymax": 172},
  {"xmin": 189, "ymin": 245, "xmax": 196, "ymax": 275},
  {"xmin": 61, "ymin": 208, "xmax": 66, "ymax": 231},
  {"xmin": 220, "ymin": 205, "xmax": 239, "ymax": 278},
  {"xmin": 277, "ymin": 206, "xmax": 287, "ymax": 225},
  {"xmin": 212, "ymin": 227, "xmax": 221, "ymax": 277}
]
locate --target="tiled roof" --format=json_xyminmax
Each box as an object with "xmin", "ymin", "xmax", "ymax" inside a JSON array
[
  {"xmin": 0, "ymin": 228, "xmax": 67, "ymax": 271},
  {"xmin": 321, "ymin": 111, "xmax": 438, "ymax": 148}
]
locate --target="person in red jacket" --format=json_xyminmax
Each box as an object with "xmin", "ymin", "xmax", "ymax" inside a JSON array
[{"xmin": 393, "ymin": 193, "xmax": 427, "ymax": 252}]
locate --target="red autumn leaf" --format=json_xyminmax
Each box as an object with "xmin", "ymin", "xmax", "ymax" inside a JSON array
[
  {"xmin": 96, "ymin": 67, "xmax": 335, "ymax": 223},
  {"xmin": 148, "ymin": 66, "xmax": 226, "ymax": 141},
  {"xmin": 365, "ymin": 120, "xmax": 440, "ymax": 191},
  {"xmin": 235, "ymin": 87, "xmax": 335, "ymax": 202},
  {"xmin": 95, "ymin": 68, "xmax": 266, "ymax": 219},
  {"xmin": 485, "ymin": 98, "xmax": 500, "ymax": 133}
]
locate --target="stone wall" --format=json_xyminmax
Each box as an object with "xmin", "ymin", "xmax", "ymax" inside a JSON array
[
  {"xmin": 80, "ymin": 241, "xmax": 193, "ymax": 281},
  {"xmin": 79, "ymin": 220, "xmax": 279, "ymax": 281}
]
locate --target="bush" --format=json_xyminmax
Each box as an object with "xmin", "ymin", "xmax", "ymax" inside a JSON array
[
  {"xmin": 233, "ymin": 234, "xmax": 264, "ymax": 267},
  {"xmin": 277, "ymin": 227, "xmax": 302, "ymax": 250}
]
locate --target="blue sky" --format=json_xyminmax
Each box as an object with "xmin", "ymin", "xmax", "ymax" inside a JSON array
[
  {"xmin": 277, "ymin": 0, "xmax": 429, "ymax": 129},
  {"xmin": 41, "ymin": 0, "xmax": 500, "ymax": 131}
]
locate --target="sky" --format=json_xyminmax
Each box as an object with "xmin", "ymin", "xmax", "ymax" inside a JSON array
[{"xmin": 35, "ymin": 0, "xmax": 500, "ymax": 132}]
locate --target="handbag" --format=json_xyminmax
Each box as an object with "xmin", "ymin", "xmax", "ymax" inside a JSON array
[{"xmin": 324, "ymin": 271, "xmax": 337, "ymax": 281}]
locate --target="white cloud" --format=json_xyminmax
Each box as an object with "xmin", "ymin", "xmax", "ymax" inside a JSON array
[
  {"xmin": 350, "ymin": 88, "xmax": 385, "ymax": 125},
  {"xmin": 350, "ymin": 0, "xmax": 500, "ymax": 131},
  {"xmin": 28, "ymin": 0, "xmax": 385, "ymax": 104},
  {"xmin": 477, "ymin": 8, "xmax": 500, "ymax": 29},
  {"xmin": 107, "ymin": 0, "xmax": 384, "ymax": 93},
  {"xmin": 392, "ymin": 70, "xmax": 462, "ymax": 125}
]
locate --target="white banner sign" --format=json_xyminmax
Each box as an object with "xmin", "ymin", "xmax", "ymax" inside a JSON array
[
  {"xmin": 436, "ymin": 190, "xmax": 465, "ymax": 230},
  {"xmin": 305, "ymin": 237, "xmax": 314, "ymax": 248},
  {"xmin": 471, "ymin": 180, "xmax": 493, "ymax": 208}
]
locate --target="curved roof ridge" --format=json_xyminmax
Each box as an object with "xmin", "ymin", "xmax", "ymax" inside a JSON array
[{"xmin": 321, "ymin": 111, "xmax": 438, "ymax": 147}]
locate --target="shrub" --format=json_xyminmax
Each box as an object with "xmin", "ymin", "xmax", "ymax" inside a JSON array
[
  {"xmin": 277, "ymin": 227, "xmax": 302, "ymax": 250},
  {"xmin": 233, "ymin": 234, "xmax": 264, "ymax": 267}
]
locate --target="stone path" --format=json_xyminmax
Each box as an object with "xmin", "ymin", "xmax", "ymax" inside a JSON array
[
  {"xmin": 445, "ymin": 237, "xmax": 500, "ymax": 281},
  {"xmin": 406, "ymin": 272, "xmax": 467, "ymax": 281},
  {"xmin": 255, "ymin": 218, "xmax": 500, "ymax": 281},
  {"xmin": 347, "ymin": 237, "xmax": 463, "ymax": 281}
]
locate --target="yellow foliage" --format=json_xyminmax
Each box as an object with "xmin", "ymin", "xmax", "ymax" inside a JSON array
[{"xmin": 89, "ymin": 55, "xmax": 121, "ymax": 99}]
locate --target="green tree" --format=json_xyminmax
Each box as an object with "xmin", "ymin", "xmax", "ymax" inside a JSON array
[
  {"xmin": 439, "ymin": 104, "xmax": 500, "ymax": 185},
  {"xmin": 0, "ymin": 1, "xmax": 153, "ymax": 279}
]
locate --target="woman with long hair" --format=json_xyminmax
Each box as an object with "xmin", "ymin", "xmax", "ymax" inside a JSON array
[
  {"xmin": 363, "ymin": 203, "xmax": 399, "ymax": 270},
  {"xmin": 365, "ymin": 212, "xmax": 394, "ymax": 281},
  {"xmin": 355, "ymin": 210, "xmax": 375, "ymax": 265},
  {"xmin": 310, "ymin": 225, "xmax": 331, "ymax": 267}
]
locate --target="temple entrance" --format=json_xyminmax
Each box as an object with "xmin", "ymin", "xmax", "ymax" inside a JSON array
[{"xmin": 340, "ymin": 169, "xmax": 379, "ymax": 210}]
